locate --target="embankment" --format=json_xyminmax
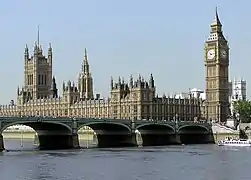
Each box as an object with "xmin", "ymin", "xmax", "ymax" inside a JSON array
[
  {"xmin": 211, "ymin": 123, "xmax": 251, "ymax": 142},
  {"xmin": 2, "ymin": 132, "xmax": 95, "ymax": 141}
]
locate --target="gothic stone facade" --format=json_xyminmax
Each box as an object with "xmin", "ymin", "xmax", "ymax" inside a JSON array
[{"xmin": 0, "ymin": 31, "xmax": 209, "ymax": 122}]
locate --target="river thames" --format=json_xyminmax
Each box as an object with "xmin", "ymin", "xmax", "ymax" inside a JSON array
[{"xmin": 0, "ymin": 139, "xmax": 251, "ymax": 180}]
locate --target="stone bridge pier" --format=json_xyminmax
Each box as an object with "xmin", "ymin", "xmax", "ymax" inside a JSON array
[
  {"xmin": 0, "ymin": 121, "xmax": 80, "ymax": 151},
  {"xmin": 81, "ymin": 122, "xmax": 137, "ymax": 148}
]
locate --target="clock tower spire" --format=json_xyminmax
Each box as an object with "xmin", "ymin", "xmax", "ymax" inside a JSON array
[{"xmin": 204, "ymin": 8, "xmax": 230, "ymax": 122}]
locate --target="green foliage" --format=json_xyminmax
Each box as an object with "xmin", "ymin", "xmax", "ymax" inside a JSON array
[{"xmin": 233, "ymin": 100, "xmax": 251, "ymax": 123}]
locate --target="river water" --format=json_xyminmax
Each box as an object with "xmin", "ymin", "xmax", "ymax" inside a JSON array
[{"xmin": 0, "ymin": 139, "xmax": 251, "ymax": 180}]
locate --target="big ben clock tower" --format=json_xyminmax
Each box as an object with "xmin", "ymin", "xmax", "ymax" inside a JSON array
[{"xmin": 204, "ymin": 8, "xmax": 230, "ymax": 122}]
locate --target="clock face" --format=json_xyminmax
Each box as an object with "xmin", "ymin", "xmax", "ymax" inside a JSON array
[
  {"xmin": 220, "ymin": 49, "xmax": 227, "ymax": 58},
  {"xmin": 207, "ymin": 49, "xmax": 215, "ymax": 60}
]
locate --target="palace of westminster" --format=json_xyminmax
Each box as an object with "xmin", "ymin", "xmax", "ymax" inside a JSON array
[{"xmin": 0, "ymin": 10, "xmax": 230, "ymax": 122}]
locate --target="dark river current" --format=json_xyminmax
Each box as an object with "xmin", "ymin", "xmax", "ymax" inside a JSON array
[{"xmin": 0, "ymin": 139, "xmax": 251, "ymax": 180}]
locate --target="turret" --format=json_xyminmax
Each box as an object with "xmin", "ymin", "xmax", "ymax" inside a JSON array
[
  {"xmin": 17, "ymin": 86, "xmax": 20, "ymax": 95},
  {"xmin": 63, "ymin": 81, "xmax": 66, "ymax": 91},
  {"xmin": 110, "ymin": 76, "xmax": 113, "ymax": 90},
  {"xmin": 24, "ymin": 44, "xmax": 29, "ymax": 61},
  {"xmin": 50, "ymin": 76, "xmax": 58, "ymax": 98},
  {"xmin": 149, "ymin": 73, "xmax": 154, "ymax": 88},
  {"xmin": 67, "ymin": 80, "xmax": 71, "ymax": 89},
  {"xmin": 48, "ymin": 43, "xmax": 52, "ymax": 64},
  {"xmin": 129, "ymin": 74, "xmax": 133, "ymax": 88},
  {"xmin": 33, "ymin": 42, "xmax": 39, "ymax": 56}
]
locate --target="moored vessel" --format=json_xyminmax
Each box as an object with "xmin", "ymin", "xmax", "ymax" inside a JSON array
[{"xmin": 218, "ymin": 137, "xmax": 251, "ymax": 147}]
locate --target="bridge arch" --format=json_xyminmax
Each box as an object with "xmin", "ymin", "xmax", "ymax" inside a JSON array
[
  {"xmin": 1, "ymin": 121, "xmax": 74, "ymax": 151},
  {"xmin": 77, "ymin": 121, "xmax": 135, "ymax": 148},
  {"xmin": 178, "ymin": 124, "xmax": 210, "ymax": 134},
  {"xmin": 178, "ymin": 124, "xmax": 213, "ymax": 144},
  {"xmin": 136, "ymin": 123, "xmax": 176, "ymax": 146},
  {"xmin": 1, "ymin": 121, "xmax": 72, "ymax": 134}
]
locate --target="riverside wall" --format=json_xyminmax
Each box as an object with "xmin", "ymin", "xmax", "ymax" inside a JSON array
[{"xmin": 2, "ymin": 131, "xmax": 95, "ymax": 141}]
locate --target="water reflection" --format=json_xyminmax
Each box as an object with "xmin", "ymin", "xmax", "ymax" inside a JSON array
[
  {"xmin": 3, "ymin": 138, "xmax": 98, "ymax": 152},
  {"xmin": 2, "ymin": 140, "xmax": 251, "ymax": 180}
]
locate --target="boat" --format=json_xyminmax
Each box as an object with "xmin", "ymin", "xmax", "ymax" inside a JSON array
[{"xmin": 217, "ymin": 137, "xmax": 251, "ymax": 147}]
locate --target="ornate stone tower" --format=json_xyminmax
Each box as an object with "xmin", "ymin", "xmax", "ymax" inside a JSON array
[
  {"xmin": 204, "ymin": 9, "xmax": 229, "ymax": 122},
  {"xmin": 23, "ymin": 29, "xmax": 53, "ymax": 100},
  {"xmin": 78, "ymin": 48, "xmax": 94, "ymax": 100}
]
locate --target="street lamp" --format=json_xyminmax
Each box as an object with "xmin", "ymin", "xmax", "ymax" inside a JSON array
[
  {"xmin": 218, "ymin": 103, "xmax": 220, "ymax": 123},
  {"xmin": 197, "ymin": 92, "xmax": 201, "ymax": 121},
  {"xmin": 206, "ymin": 105, "xmax": 209, "ymax": 121}
]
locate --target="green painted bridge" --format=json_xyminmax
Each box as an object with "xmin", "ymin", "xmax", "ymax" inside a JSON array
[{"xmin": 0, "ymin": 116, "xmax": 214, "ymax": 150}]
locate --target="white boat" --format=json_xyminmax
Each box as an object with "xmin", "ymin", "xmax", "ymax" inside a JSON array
[{"xmin": 218, "ymin": 137, "xmax": 251, "ymax": 147}]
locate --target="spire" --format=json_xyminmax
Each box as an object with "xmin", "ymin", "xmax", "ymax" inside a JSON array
[
  {"xmin": 51, "ymin": 76, "xmax": 56, "ymax": 90},
  {"xmin": 37, "ymin": 25, "xmax": 40, "ymax": 46},
  {"xmin": 149, "ymin": 73, "xmax": 154, "ymax": 88},
  {"xmin": 25, "ymin": 44, "xmax": 28, "ymax": 51},
  {"xmin": 63, "ymin": 81, "xmax": 66, "ymax": 91},
  {"xmin": 211, "ymin": 7, "xmax": 222, "ymax": 27},
  {"xmin": 84, "ymin": 48, "xmax": 88, "ymax": 66},
  {"xmin": 24, "ymin": 44, "xmax": 29, "ymax": 57},
  {"xmin": 33, "ymin": 41, "xmax": 38, "ymax": 54},
  {"xmin": 207, "ymin": 7, "xmax": 225, "ymax": 42},
  {"xmin": 17, "ymin": 86, "xmax": 20, "ymax": 95},
  {"xmin": 84, "ymin": 48, "xmax": 87, "ymax": 60},
  {"xmin": 50, "ymin": 76, "xmax": 58, "ymax": 98},
  {"xmin": 130, "ymin": 74, "xmax": 133, "ymax": 88},
  {"xmin": 211, "ymin": 6, "xmax": 221, "ymax": 26},
  {"xmin": 118, "ymin": 76, "xmax": 121, "ymax": 84},
  {"xmin": 48, "ymin": 43, "xmax": 52, "ymax": 56},
  {"xmin": 82, "ymin": 48, "xmax": 89, "ymax": 74},
  {"xmin": 110, "ymin": 76, "xmax": 113, "ymax": 89},
  {"xmin": 33, "ymin": 26, "xmax": 40, "ymax": 54}
]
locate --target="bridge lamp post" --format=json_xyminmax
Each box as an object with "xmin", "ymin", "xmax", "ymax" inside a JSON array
[
  {"xmin": 162, "ymin": 103, "xmax": 165, "ymax": 121},
  {"xmin": 206, "ymin": 104, "xmax": 208, "ymax": 122},
  {"xmin": 217, "ymin": 103, "xmax": 221, "ymax": 123},
  {"xmin": 197, "ymin": 92, "xmax": 201, "ymax": 121}
]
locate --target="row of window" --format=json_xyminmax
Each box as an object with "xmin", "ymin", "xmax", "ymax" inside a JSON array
[
  {"xmin": 26, "ymin": 74, "xmax": 48, "ymax": 86},
  {"xmin": 38, "ymin": 74, "xmax": 47, "ymax": 85},
  {"xmin": 27, "ymin": 74, "xmax": 34, "ymax": 85}
]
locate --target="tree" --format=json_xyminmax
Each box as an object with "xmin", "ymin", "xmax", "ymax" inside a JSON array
[{"xmin": 233, "ymin": 100, "xmax": 251, "ymax": 123}]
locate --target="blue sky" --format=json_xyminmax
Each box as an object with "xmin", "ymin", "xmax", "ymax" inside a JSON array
[{"xmin": 0, "ymin": 0, "xmax": 250, "ymax": 104}]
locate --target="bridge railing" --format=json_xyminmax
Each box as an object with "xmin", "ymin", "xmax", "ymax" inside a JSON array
[{"xmin": 0, "ymin": 116, "xmax": 211, "ymax": 125}]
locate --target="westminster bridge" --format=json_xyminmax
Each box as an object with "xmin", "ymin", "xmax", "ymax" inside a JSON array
[{"xmin": 0, "ymin": 117, "xmax": 214, "ymax": 151}]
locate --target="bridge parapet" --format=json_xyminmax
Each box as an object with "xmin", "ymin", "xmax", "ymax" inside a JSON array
[
  {"xmin": 134, "ymin": 120, "xmax": 176, "ymax": 129},
  {"xmin": 0, "ymin": 116, "xmax": 212, "ymax": 134},
  {"xmin": 0, "ymin": 117, "xmax": 214, "ymax": 150}
]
